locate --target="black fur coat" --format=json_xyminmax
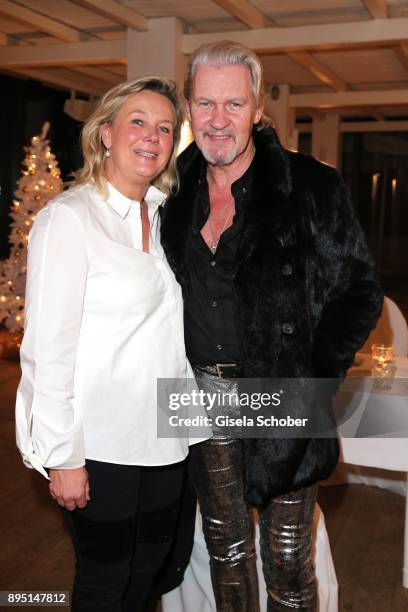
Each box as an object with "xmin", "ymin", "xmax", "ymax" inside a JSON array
[{"xmin": 161, "ymin": 126, "xmax": 383, "ymax": 507}]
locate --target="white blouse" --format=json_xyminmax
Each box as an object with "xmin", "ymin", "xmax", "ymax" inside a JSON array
[{"xmin": 16, "ymin": 182, "xmax": 205, "ymax": 478}]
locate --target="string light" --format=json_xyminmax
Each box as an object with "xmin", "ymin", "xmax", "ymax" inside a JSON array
[{"xmin": 0, "ymin": 123, "xmax": 62, "ymax": 333}]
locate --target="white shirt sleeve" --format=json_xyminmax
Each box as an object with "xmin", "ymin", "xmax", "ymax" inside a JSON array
[{"xmin": 16, "ymin": 201, "xmax": 88, "ymax": 477}]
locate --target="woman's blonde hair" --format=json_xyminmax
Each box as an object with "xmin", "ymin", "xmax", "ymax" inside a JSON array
[
  {"xmin": 74, "ymin": 77, "xmax": 183, "ymax": 197},
  {"xmin": 184, "ymin": 40, "xmax": 264, "ymax": 105}
]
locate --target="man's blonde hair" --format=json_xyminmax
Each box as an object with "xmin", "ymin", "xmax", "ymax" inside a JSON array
[
  {"xmin": 184, "ymin": 40, "xmax": 264, "ymax": 105},
  {"xmin": 74, "ymin": 77, "xmax": 183, "ymax": 197}
]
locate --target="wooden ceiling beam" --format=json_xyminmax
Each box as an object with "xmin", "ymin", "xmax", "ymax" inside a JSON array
[
  {"xmin": 394, "ymin": 45, "xmax": 408, "ymax": 72},
  {"xmin": 211, "ymin": 2, "xmax": 347, "ymax": 93},
  {"xmin": 361, "ymin": 0, "xmax": 388, "ymax": 19},
  {"xmin": 363, "ymin": 0, "xmax": 408, "ymax": 72},
  {"xmin": 361, "ymin": 0, "xmax": 408, "ymax": 80},
  {"xmin": 98, "ymin": 64, "xmax": 127, "ymax": 77},
  {"xmin": 70, "ymin": 0, "xmax": 148, "ymax": 31},
  {"xmin": 183, "ymin": 17, "xmax": 408, "ymax": 54},
  {"xmin": 367, "ymin": 108, "xmax": 385, "ymax": 120},
  {"xmin": 296, "ymin": 108, "xmax": 326, "ymax": 120},
  {"xmin": 344, "ymin": 106, "xmax": 385, "ymax": 121},
  {"xmin": 297, "ymin": 120, "xmax": 408, "ymax": 133},
  {"xmin": 290, "ymin": 89, "xmax": 408, "ymax": 109},
  {"xmin": 211, "ymin": 0, "xmax": 268, "ymax": 29},
  {"xmin": 288, "ymin": 51, "xmax": 348, "ymax": 91},
  {"xmin": 7, "ymin": 68, "xmax": 106, "ymax": 96},
  {"xmin": 0, "ymin": 0, "xmax": 81, "ymax": 42},
  {"xmin": 69, "ymin": 65, "xmax": 121, "ymax": 85},
  {"xmin": 0, "ymin": 39, "xmax": 126, "ymax": 68},
  {"xmin": 342, "ymin": 119, "xmax": 408, "ymax": 131}
]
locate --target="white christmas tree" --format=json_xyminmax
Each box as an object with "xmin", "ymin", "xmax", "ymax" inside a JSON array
[{"xmin": 0, "ymin": 122, "xmax": 62, "ymax": 333}]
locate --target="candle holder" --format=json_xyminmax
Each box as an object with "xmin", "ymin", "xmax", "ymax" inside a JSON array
[{"xmin": 371, "ymin": 343, "xmax": 396, "ymax": 387}]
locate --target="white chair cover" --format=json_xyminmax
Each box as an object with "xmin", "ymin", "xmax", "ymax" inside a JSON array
[
  {"xmin": 360, "ymin": 296, "xmax": 408, "ymax": 357},
  {"xmin": 328, "ymin": 311, "xmax": 408, "ymax": 501}
]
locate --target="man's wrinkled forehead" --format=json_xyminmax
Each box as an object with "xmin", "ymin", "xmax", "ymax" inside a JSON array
[{"xmin": 190, "ymin": 63, "xmax": 254, "ymax": 101}]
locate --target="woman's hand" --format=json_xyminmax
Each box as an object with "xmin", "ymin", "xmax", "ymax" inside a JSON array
[{"xmin": 49, "ymin": 467, "xmax": 90, "ymax": 511}]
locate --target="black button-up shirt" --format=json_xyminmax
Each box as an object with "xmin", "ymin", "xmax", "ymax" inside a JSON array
[{"xmin": 184, "ymin": 162, "xmax": 253, "ymax": 365}]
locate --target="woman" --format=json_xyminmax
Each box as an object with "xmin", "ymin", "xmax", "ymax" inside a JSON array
[{"xmin": 15, "ymin": 77, "xmax": 206, "ymax": 611}]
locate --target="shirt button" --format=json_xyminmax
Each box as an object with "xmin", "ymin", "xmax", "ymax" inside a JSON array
[
  {"xmin": 242, "ymin": 187, "xmax": 247, "ymax": 194},
  {"xmin": 210, "ymin": 260, "xmax": 216, "ymax": 267},
  {"xmin": 212, "ymin": 300, "xmax": 218, "ymax": 307},
  {"xmin": 217, "ymin": 344, "xmax": 223, "ymax": 350},
  {"xmin": 282, "ymin": 323, "xmax": 295, "ymax": 335},
  {"xmin": 281, "ymin": 262, "xmax": 293, "ymax": 276}
]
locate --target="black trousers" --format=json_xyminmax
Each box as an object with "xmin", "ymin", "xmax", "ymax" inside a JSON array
[{"xmin": 64, "ymin": 458, "xmax": 185, "ymax": 612}]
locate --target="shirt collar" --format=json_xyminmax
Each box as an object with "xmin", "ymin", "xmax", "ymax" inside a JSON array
[
  {"xmin": 196, "ymin": 154, "xmax": 254, "ymax": 192},
  {"xmin": 196, "ymin": 156, "xmax": 254, "ymax": 209},
  {"xmin": 106, "ymin": 181, "xmax": 167, "ymax": 219}
]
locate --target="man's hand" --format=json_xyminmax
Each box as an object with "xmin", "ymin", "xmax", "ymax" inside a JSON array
[{"xmin": 49, "ymin": 467, "xmax": 90, "ymax": 511}]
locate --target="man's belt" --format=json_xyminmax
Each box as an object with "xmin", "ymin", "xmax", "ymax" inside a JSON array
[{"xmin": 193, "ymin": 363, "xmax": 243, "ymax": 379}]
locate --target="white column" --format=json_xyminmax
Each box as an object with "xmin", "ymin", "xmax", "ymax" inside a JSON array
[
  {"xmin": 263, "ymin": 84, "xmax": 296, "ymax": 150},
  {"xmin": 127, "ymin": 18, "xmax": 185, "ymax": 89},
  {"xmin": 312, "ymin": 114, "xmax": 341, "ymax": 168}
]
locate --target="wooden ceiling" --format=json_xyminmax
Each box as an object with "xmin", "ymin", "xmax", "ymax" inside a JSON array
[{"xmin": 0, "ymin": 0, "xmax": 407, "ymax": 121}]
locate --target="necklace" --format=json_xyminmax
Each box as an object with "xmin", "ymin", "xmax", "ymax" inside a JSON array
[{"xmin": 209, "ymin": 206, "xmax": 234, "ymax": 254}]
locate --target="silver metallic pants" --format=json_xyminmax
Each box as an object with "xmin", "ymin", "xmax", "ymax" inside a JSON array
[{"xmin": 190, "ymin": 369, "xmax": 318, "ymax": 611}]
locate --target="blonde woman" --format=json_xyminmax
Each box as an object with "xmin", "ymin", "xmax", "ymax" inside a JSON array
[{"xmin": 16, "ymin": 77, "xmax": 204, "ymax": 611}]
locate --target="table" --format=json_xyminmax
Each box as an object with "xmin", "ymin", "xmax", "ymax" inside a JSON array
[{"xmin": 338, "ymin": 353, "xmax": 408, "ymax": 588}]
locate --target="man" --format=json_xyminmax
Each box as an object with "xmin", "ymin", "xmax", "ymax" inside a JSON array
[{"xmin": 161, "ymin": 41, "xmax": 383, "ymax": 611}]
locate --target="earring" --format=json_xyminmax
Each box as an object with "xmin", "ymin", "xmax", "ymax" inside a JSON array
[{"xmin": 105, "ymin": 148, "xmax": 111, "ymax": 158}]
